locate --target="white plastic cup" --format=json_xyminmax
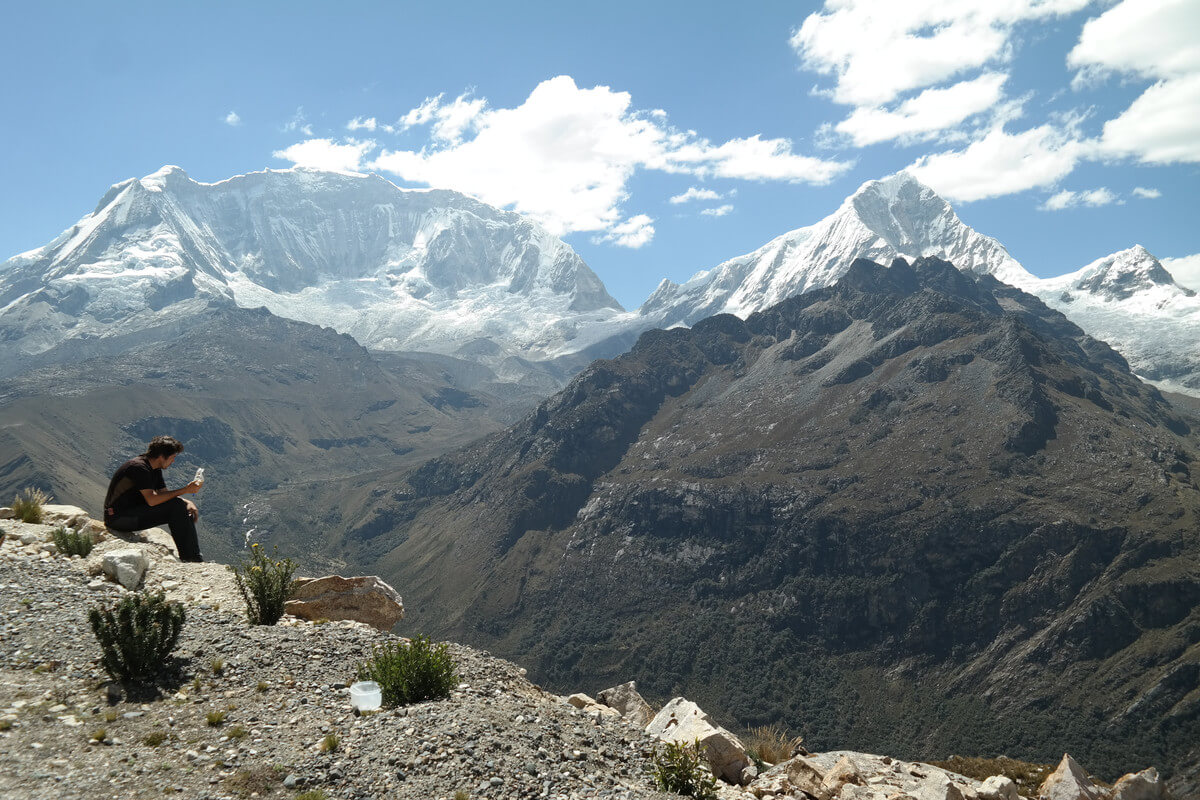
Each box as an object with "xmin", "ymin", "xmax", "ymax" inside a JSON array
[{"xmin": 349, "ymin": 681, "xmax": 381, "ymax": 711}]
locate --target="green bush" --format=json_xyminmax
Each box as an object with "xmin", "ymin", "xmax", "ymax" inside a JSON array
[
  {"xmin": 88, "ymin": 591, "xmax": 185, "ymax": 683},
  {"xmin": 12, "ymin": 487, "xmax": 51, "ymax": 524},
  {"xmin": 651, "ymin": 739, "xmax": 719, "ymax": 800},
  {"xmin": 52, "ymin": 525, "xmax": 95, "ymax": 557},
  {"xmin": 229, "ymin": 543, "xmax": 297, "ymax": 625},
  {"xmin": 355, "ymin": 634, "xmax": 458, "ymax": 707}
]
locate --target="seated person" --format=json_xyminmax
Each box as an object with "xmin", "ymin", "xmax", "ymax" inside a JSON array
[{"xmin": 104, "ymin": 435, "xmax": 204, "ymax": 562}]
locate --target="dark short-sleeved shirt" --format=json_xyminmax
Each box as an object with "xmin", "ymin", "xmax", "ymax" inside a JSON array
[{"xmin": 103, "ymin": 456, "xmax": 165, "ymax": 518}]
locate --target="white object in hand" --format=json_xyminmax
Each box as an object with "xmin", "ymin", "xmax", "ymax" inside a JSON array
[{"xmin": 194, "ymin": 467, "xmax": 205, "ymax": 485}]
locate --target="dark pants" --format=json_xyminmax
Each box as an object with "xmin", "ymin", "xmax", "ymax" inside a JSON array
[{"xmin": 108, "ymin": 499, "xmax": 203, "ymax": 562}]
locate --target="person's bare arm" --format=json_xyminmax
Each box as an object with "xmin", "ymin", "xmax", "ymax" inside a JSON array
[{"xmin": 139, "ymin": 482, "xmax": 201, "ymax": 507}]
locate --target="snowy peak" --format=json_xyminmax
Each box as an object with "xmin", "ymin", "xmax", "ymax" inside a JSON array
[
  {"xmin": 0, "ymin": 166, "xmax": 626, "ymax": 371},
  {"xmin": 639, "ymin": 172, "xmax": 1033, "ymax": 327},
  {"xmin": 1046, "ymin": 245, "xmax": 1194, "ymax": 302}
]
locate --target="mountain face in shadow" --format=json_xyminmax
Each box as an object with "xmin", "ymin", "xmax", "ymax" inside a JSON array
[{"xmin": 349, "ymin": 256, "xmax": 1200, "ymax": 787}]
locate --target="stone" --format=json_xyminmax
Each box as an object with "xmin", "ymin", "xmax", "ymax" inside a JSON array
[
  {"xmin": 567, "ymin": 693, "xmax": 596, "ymax": 709},
  {"xmin": 0, "ymin": 507, "xmax": 14, "ymax": 520},
  {"xmin": 978, "ymin": 775, "xmax": 1018, "ymax": 800},
  {"xmin": 19, "ymin": 532, "xmax": 42, "ymax": 546},
  {"xmin": 597, "ymin": 681, "xmax": 655, "ymax": 727},
  {"xmin": 824, "ymin": 755, "xmax": 863, "ymax": 791},
  {"xmin": 583, "ymin": 703, "xmax": 620, "ymax": 719},
  {"xmin": 907, "ymin": 772, "xmax": 964, "ymax": 800},
  {"xmin": 284, "ymin": 575, "xmax": 404, "ymax": 632},
  {"xmin": 41, "ymin": 504, "xmax": 91, "ymax": 527},
  {"xmin": 646, "ymin": 697, "xmax": 752, "ymax": 784},
  {"xmin": 1111, "ymin": 768, "xmax": 1163, "ymax": 800},
  {"xmin": 1038, "ymin": 754, "xmax": 1105, "ymax": 800},
  {"xmin": 784, "ymin": 756, "xmax": 832, "ymax": 798},
  {"xmin": 102, "ymin": 548, "xmax": 149, "ymax": 590}
]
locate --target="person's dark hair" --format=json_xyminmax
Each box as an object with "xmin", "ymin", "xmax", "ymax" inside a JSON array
[{"xmin": 144, "ymin": 435, "xmax": 185, "ymax": 460}]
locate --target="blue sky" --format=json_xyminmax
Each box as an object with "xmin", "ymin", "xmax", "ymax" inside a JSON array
[{"xmin": 2, "ymin": 0, "xmax": 1198, "ymax": 308}]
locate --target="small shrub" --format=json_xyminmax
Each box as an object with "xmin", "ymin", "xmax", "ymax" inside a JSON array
[
  {"xmin": 255, "ymin": 681, "xmax": 269, "ymax": 693},
  {"xmin": 454, "ymin": 791, "xmax": 469, "ymax": 800},
  {"xmin": 209, "ymin": 658, "xmax": 225, "ymax": 675},
  {"xmin": 744, "ymin": 722, "xmax": 803, "ymax": 766},
  {"xmin": 51, "ymin": 525, "xmax": 95, "ymax": 557},
  {"xmin": 12, "ymin": 487, "xmax": 51, "ymax": 524},
  {"xmin": 88, "ymin": 591, "xmax": 185, "ymax": 683},
  {"xmin": 355, "ymin": 634, "xmax": 458, "ymax": 707},
  {"xmin": 143, "ymin": 731, "xmax": 168, "ymax": 747},
  {"xmin": 229, "ymin": 543, "xmax": 297, "ymax": 625},
  {"xmin": 90, "ymin": 728, "xmax": 107, "ymax": 743},
  {"xmin": 320, "ymin": 733, "xmax": 339, "ymax": 753},
  {"xmin": 104, "ymin": 709, "xmax": 119, "ymax": 723},
  {"xmin": 206, "ymin": 710, "xmax": 227, "ymax": 727},
  {"xmin": 227, "ymin": 724, "xmax": 248, "ymax": 740},
  {"xmin": 0, "ymin": 719, "xmax": 12, "ymax": 731},
  {"xmin": 651, "ymin": 739, "xmax": 719, "ymax": 800},
  {"xmin": 225, "ymin": 765, "xmax": 286, "ymax": 797}
]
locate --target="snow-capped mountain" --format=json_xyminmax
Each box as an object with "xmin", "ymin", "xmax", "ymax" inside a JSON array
[
  {"xmin": 1039, "ymin": 246, "xmax": 1200, "ymax": 393},
  {"xmin": 0, "ymin": 166, "xmax": 625, "ymax": 374},
  {"xmin": 639, "ymin": 172, "xmax": 1035, "ymax": 328},
  {"xmin": 637, "ymin": 172, "xmax": 1200, "ymax": 396}
]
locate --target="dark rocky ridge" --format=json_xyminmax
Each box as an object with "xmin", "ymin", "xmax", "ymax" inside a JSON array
[{"xmin": 347, "ymin": 257, "xmax": 1200, "ymax": 793}]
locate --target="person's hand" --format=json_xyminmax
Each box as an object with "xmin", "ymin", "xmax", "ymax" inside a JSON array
[
  {"xmin": 181, "ymin": 481, "xmax": 202, "ymax": 495},
  {"xmin": 184, "ymin": 498, "xmax": 199, "ymax": 522}
]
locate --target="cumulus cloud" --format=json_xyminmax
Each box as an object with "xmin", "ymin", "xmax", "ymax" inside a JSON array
[
  {"xmin": 701, "ymin": 205, "xmax": 734, "ymax": 217},
  {"xmin": 271, "ymin": 138, "xmax": 375, "ymax": 173},
  {"xmin": 833, "ymin": 73, "xmax": 1008, "ymax": 146},
  {"xmin": 1069, "ymin": 0, "xmax": 1200, "ymax": 164},
  {"xmin": 1132, "ymin": 186, "xmax": 1162, "ymax": 199},
  {"xmin": 1039, "ymin": 186, "xmax": 1119, "ymax": 210},
  {"xmin": 670, "ymin": 187, "xmax": 723, "ymax": 204},
  {"xmin": 304, "ymin": 76, "xmax": 848, "ymax": 241},
  {"xmin": 224, "ymin": 111, "xmax": 241, "ymax": 127},
  {"xmin": 906, "ymin": 125, "xmax": 1084, "ymax": 202},
  {"xmin": 792, "ymin": 0, "xmax": 1091, "ymax": 107},
  {"xmin": 1162, "ymin": 253, "xmax": 1200, "ymax": 291}
]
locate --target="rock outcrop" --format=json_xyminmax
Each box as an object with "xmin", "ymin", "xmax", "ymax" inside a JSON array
[
  {"xmin": 1038, "ymin": 754, "xmax": 1106, "ymax": 800},
  {"xmin": 597, "ymin": 681, "xmax": 656, "ymax": 727},
  {"xmin": 646, "ymin": 697, "xmax": 751, "ymax": 784},
  {"xmin": 284, "ymin": 575, "xmax": 405, "ymax": 632}
]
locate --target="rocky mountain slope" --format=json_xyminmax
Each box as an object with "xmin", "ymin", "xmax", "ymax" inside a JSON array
[
  {"xmin": 0, "ymin": 507, "xmax": 1175, "ymax": 800},
  {"xmin": 0, "ymin": 305, "xmax": 539, "ymax": 567},
  {"xmin": 639, "ymin": 173, "xmax": 1200, "ymax": 395},
  {"xmin": 0, "ymin": 166, "xmax": 625, "ymax": 379},
  {"xmin": 346, "ymin": 256, "xmax": 1200, "ymax": 792}
]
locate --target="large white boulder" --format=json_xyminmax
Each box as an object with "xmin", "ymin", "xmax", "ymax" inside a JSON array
[
  {"xmin": 1038, "ymin": 754, "xmax": 1105, "ymax": 800},
  {"xmin": 1111, "ymin": 767, "xmax": 1164, "ymax": 800},
  {"xmin": 979, "ymin": 775, "xmax": 1019, "ymax": 800},
  {"xmin": 41, "ymin": 504, "xmax": 91, "ymax": 527},
  {"xmin": 284, "ymin": 575, "xmax": 404, "ymax": 631},
  {"xmin": 597, "ymin": 681, "xmax": 655, "ymax": 726},
  {"xmin": 102, "ymin": 548, "xmax": 149, "ymax": 589},
  {"xmin": 646, "ymin": 697, "xmax": 751, "ymax": 784}
]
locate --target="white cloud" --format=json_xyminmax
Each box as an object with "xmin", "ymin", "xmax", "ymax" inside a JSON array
[
  {"xmin": 1039, "ymin": 186, "xmax": 1118, "ymax": 210},
  {"xmin": 356, "ymin": 76, "xmax": 847, "ymax": 239},
  {"xmin": 701, "ymin": 205, "xmax": 734, "ymax": 217},
  {"xmin": 792, "ymin": 0, "xmax": 1092, "ymax": 107},
  {"xmin": 906, "ymin": 124, "xmax": 1084, "ymax": 202},
  {"xmin": 224, "ymin": 111, "xmax": 241, "ymax": 127},
  {"xmin": 348, "ymin": 117, "xmax": 377, "ymax": 131},
  {"xmin": 670, "ymin": 187, "xmax": 722, "ymax": 204},
  {"xmin": 272, "ymin": 138, "xmax": 375, "ymax": 173},
  {"xmin": 596, "ymin": 214, "xmax": 655, "ymax": 248},
  {"xmin": 1068, "ymin": 0, "xmax": 1200, "ymax": 81},
  {"xmin": 1068, "ymin": 0, "xmax": 1200, "ymax": 165},
  {"xmin": 1097, "ymin": 74, "xmax": 1200, "ymax": 163},
  {"xmin": 1162, "ymin": 253, "xmax": 1200, "ymax": 291},
  {"xmin": 1132, "ymin": 186, "xmax": 1162, "ymax": 199},
  {"xmin": 833, "ymin": 73, "xmax": 1008, "ymax": 146}
]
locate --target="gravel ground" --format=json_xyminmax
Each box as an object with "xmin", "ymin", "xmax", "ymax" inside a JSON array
[{"xmin": 0, "ymin": 518, "xmax": 683, "ymax": 800}]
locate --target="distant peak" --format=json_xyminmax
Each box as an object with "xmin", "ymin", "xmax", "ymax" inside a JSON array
[{"xmin": 849, "ymin": 171, "xmax": 937, "ymax": 203}]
